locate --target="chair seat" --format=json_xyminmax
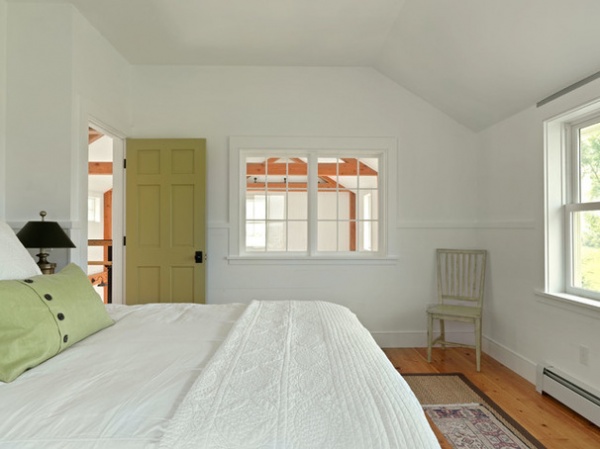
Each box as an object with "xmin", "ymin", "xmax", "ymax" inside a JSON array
[{"xmin": 427, "ymin": 304, "xmax": 481, "ymax": 318}]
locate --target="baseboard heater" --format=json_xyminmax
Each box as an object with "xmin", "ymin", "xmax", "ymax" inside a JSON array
[{"xmin": 536, "ymin": 365, "xmax": 600, "ymax": 427}]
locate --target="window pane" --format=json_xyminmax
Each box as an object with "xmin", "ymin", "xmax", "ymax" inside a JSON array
[
  {"xmin": 286, "ymin": 157, "xmax": 308, "ymax": 190},
  {"xmin": 318, "ymin": 157, "xmax": 339, "ymax": 190},
  {"xmin": 246, "ymin": 157, "xmax": 266, "ymax": 189},
  {"xmin": 572, "ymin": 210, "xmax": 600, "ymax": 292},
  {"xmin": 246, "ymin": 194, "xmax": 266, "ymax": 219},
  {"xmin": 338, "ymin": 221, "xmax": 352, "ymax": 251},
  {"xmin": 338, "ymin": 159, "xmax": 358, "ymax": 200},
  {"xmin": 246, "ymin": 221, "xmax": 266, "ymax": 251},
  {"xmin": 287, "ymin": 221, "xmax": 307, "ymax": 251},
  {"xmin": 359, "ymin": 221, "xmax": 378, "ymax": 252},
  {"xmin": 318, "ymin": 221, "xmax": 337, "ymax": 251},
  {"xmin": 579, "ymin": 122, "xmax": 600, "ymax": 202},
  {"xmin": 358, "ymin": 157, "xmax": 378, "ymax": 189},
  {"xmin": 318, "ymin": 191, "xmax": 338, "ymax": 220},
  {"xmin": 288, "ymin": 192, "xmax": 307, "ymax": 219},
  {"xmin": 266, "ymin": 222, "xmax": 286, "ymax": 251},
  {"xmin": 359, "ymin": 190, "xmax": 378, "ymax": 220},
  {"xmin": 267, "ymin": 194, "xmax": 285, "ymax": 219}
]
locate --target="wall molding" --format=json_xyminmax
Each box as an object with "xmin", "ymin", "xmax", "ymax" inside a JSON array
[
  {"xmin": 208, "ymin": 221, "xmax": 231, "ymax": 229},
  {"xmin": 396, "ymin": 219, "xmax": 536, "ymax": 230},
  {"xmin": 211, "ymin": 219, "xmax": 537, "ymax": 231}
]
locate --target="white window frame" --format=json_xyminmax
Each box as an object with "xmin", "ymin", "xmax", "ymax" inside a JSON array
[
  {"xmin": 542, "ymin": 98, "xmax": 600, "ymax": 310},
  {"xmin": 228, "ymin": 136, "xmax": 397, "ymax": 264},
  {"xmin": 565, "ymin": 116, "xmax": 600, "ymax": 300}
]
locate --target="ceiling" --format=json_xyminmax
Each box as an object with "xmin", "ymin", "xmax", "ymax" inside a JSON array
[{"xmin": 52, "ymin": 0, "xmax": 600, "ymax": 130}]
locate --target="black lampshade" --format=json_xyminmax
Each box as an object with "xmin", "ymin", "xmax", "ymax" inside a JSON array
[{"xmin": 17, "ymin": 212, "xmax": 75, "ymax": 249}]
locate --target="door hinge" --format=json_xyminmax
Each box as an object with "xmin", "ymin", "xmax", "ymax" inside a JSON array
[
  {"xmin": 123, "ymin": 236, "xmax": 126, "ymax": 246},
  {"xmin": 123, "ymin": 158, "xmax": 127, "ymax": 169}
]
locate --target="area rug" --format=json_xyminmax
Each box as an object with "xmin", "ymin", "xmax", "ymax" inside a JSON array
[{"xmin": 402, "ymin": 373, "xmax": 546, "ymax": 449}]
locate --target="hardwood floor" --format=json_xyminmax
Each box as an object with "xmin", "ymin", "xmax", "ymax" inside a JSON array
[{"xmin": 383, "ymin": 347, "xmax": 600, "ymax": 449}]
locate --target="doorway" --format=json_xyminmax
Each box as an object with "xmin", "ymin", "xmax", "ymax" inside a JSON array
[
  {"xmin": 87, "ymin": 128, "xmax": 113, "ymax": 302},
  {"xmin": 86, "ymin": 124, "xmax": 124, "ymax": 304}
]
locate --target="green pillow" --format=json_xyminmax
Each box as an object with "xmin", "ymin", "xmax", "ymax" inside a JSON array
[{"xmin": 0, "ymin": 263, "xmax": 114, "ymax": 382}]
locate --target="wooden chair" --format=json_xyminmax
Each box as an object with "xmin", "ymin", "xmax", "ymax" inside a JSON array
[{"xmin": 427, "ymin": 249, "xmax": 487, "ymax": 371}]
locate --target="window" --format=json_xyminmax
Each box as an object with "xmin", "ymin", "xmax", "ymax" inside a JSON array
[
  {"xmin": 243, "ymin": 155, "xmax": 379, "ymax": 253},
  {"xmin": 566, "ymin": 117, "xmax": 600, "ymax": 299},
  {"xmin": 88, "ymin": 196, "xmax": 101, "ymax": 222},
  {"xmin": 543, "ymin": 99, "xmax": 600, "ymax": 308},
  {"xmin": 229, "ymin": 137, "xmax": 396, "ymax": 262}
]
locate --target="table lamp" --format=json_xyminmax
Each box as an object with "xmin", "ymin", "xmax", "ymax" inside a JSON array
[{"xmin": 17, "ymin": 211, "xmax": 76, "ymax": 274}]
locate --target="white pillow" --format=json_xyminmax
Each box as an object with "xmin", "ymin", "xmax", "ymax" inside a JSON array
[{"xmin": 0, "ymin": 220, "xmax": 42, "ymax": 280}]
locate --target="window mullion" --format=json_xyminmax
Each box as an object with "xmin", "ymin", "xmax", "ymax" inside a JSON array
[
  {"xmin": 566, "ymin": 201, "xmax": 600, "ymax": 212},
  {"xmin": 308, "ymin": 153, "xmax": 318, "ymax": 255},
  {"xmin": 240, "ymin": 153, "xmax": 248, "ymax": 253}
]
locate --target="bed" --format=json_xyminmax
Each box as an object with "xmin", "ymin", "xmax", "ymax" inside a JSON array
[{"xmin": 0, "ymin": 221, "xmax": 440, "ymax": 448}]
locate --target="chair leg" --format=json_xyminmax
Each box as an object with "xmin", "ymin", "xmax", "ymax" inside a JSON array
[
  {"xmin": 427, "ymin": 313, "xmax": 433, "ymax": 363},
  {"xmin": 440, "ymin": 319, "xmax": 446, "ymax": 349},
  {"xmin": 475, "ymin": 318, "xmax": 482, "ymax": 372}
]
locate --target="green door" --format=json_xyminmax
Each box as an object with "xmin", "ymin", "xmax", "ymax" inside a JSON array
[{"xmin": 126, "ymin": 138, "xmax": 206, "ymax": 304}]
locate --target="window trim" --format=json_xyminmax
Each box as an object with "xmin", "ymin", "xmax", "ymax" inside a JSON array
[
  {"xmin": 228, "ymin": 136, "xmax": 397, "ymax": 264},
  {"xmin": 543, "ymin": 98, "xmax": 600, "ymax": 307}
]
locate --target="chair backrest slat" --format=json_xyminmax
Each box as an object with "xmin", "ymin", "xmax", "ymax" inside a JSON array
[{"xmin": 436, "ymin": 249, "xmax": 486, "ymax": 306}]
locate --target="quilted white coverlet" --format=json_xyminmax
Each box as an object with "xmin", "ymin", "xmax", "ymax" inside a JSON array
[{"xmin": 160, "ymin": 300, "xmax": 440, "ymax": 449}]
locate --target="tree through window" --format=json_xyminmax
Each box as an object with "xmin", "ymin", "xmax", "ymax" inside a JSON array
[{"xmin": 569, "ymin": 119, "xmax": 600, "ymax": 295}]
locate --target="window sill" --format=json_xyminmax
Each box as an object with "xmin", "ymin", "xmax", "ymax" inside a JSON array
[
  {"xmin": 227, "ymin": 255, "xmax": 398, "ymax": 265},
  {"xmin": 535, "ymin": 289, "xmax": 600, "ymax": 317}
]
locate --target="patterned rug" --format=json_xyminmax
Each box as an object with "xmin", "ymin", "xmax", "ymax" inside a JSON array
[{"xmin": 402, "ymin": 373, "xmax": 546, "ymax": 449}]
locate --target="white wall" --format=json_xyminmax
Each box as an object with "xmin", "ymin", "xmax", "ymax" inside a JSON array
[
  {"xmin": 6, "ymin": 2, "xmax": 74, "ymax": 222},
  {"xmin": 9, "ymin": 4, "xmax": 597, "ymax": 389},
  {"xmin": 3, "ymin": 3, "xmax": 480, "ymax": 343},
  {"xmin": 3, "ymin": 0, "xmax": 599, "ymax": 393},
  {"xmin": 3, "ymin": 2, "xmax": 130, "ymax": 267},
  {"xmin": 0, "ymin": 0, "xmax": 7, "ymax": 219},
  {"xmin": 131, "ymin": 65, "xmax": 480, "ymax": 340},
  {"xmin": 478, "ymin": 79, "xmax": 600, "ymax": 388}
]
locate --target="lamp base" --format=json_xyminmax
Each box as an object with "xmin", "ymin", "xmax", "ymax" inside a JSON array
[{"xmin": 36, "ymin": 252, "xmax": 56, "ymax": 275}]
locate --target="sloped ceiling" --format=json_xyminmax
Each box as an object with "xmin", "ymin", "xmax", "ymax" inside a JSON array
[{"xmin": 48, "ymin": 0, "xmax": 600, "ymax": 130}]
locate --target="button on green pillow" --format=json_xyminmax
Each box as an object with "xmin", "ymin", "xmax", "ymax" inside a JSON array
[{"xmin": 0, "ymin": 263, "xmax": 114, "ymax": 382}]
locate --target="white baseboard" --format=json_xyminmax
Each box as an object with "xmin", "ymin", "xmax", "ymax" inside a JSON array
[
  {"xmin": 372, "ymin": 330, "xmax": 538, "ymax": 384},
  {"xmin": 483, "ymin": 337, "xmax": 537, "ymax": 383},
  {"xmin": 372, "ymin": 331, "xmax": 475, "ymax": 349},
  {"xmin": 372, "ymin": 331, "xmax": 425, "ymax": 348}
]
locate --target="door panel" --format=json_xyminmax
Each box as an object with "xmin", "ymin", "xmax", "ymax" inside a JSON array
[{"xmin": 126, "ymin": 138, "xmax": 206, "ymax": 304}]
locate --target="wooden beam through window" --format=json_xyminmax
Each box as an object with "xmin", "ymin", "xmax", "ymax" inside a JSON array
[{"xmin": 246, "ymin": 158, "xmax": 377, "ymax": 176}]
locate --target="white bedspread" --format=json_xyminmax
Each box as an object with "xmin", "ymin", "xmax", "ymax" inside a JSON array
[
  {"xmin": 160, "ymin": 301, "xmax": 440, "ymax": 449},
  {"xmin": 0, "ymin": 303, "xmax": 245, "ymax": 448}
]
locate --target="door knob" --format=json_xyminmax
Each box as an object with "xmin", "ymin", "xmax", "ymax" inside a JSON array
[{"xmin": 195, "ymin": 251, "xmax": 203, "ymax": 263}]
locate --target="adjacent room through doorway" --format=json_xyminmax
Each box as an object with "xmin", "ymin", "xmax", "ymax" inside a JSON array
[{"xmin": 87, "ymin": 127, "xmax": 113, "ymax": 303}]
